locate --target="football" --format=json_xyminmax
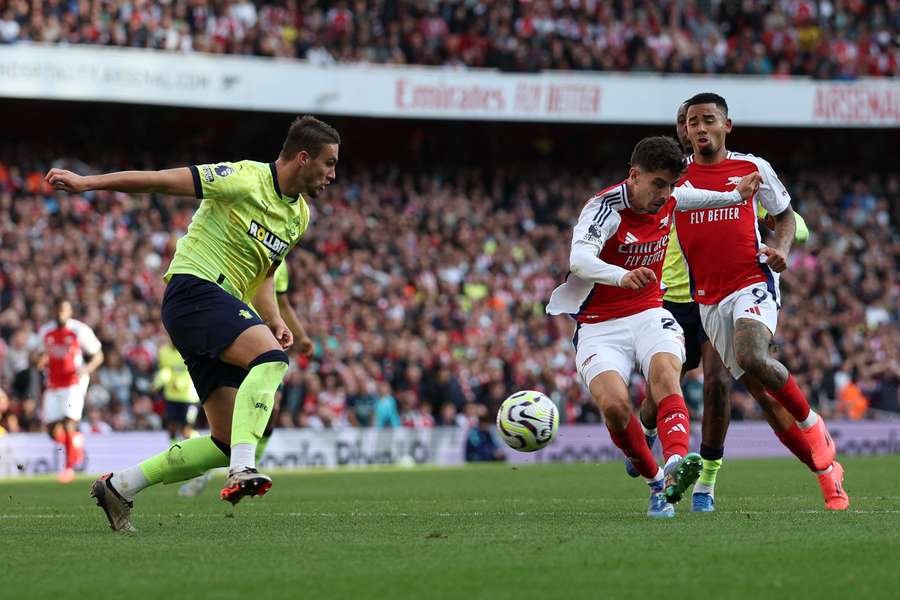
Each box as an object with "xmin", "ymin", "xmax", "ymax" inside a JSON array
[{"xmin": 496, "ymin": 390, "xmax": 560, "ymax": 452}]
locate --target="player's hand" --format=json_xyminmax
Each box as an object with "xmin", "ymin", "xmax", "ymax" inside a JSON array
[
  {"xmin": 269, "ymin": 319, "xmax": 293, "ymax": 350},
  {"xmin": 45, "ymin": 168, "xmax": 92, "ymax": 193},
  {"xmin": 619, "ymin": 267, "xmax": 657, "ymax": 290},
  {"xmin": 758, "ymin": 245, "xmax": 788, "ymax": 273},
  {"xmin": 735, "ymin": 172, "xmax": 762, "ymax": 200},
  {"xmin": 295, "ymin": 334, "xmax": 314, "ymax": 357}
]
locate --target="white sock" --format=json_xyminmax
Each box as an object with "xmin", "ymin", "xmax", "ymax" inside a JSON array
[
  {"xmin": 230, "ymin": 443, "xmax": 256, "ymax": 471},
  {"xmin": 646, "ymin": 467, "xmax": 665, "ymax": 485},
  {"xmin": 815, "ymin": 464, "xmax": 833, "ymax": 476},
  {"xmin": 640, "ymin": 420, "xmax": 658, "ymax": 438},
  {"xmin": 110, "ymin": 466, "xmax": 150, "ymax": 500},
  {"xmin": 694, "ymin": 481, "xmax": 715, "ymax": 496},
  {"xmin": 797, "ymin": 411, "xmax": 818, "ymax": 430},
  {"xmin": 664, "ymin": 454, "xmax": 682, "ymax": 471}
]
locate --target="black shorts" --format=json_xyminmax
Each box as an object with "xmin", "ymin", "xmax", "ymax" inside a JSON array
[
  {"xmin": 164, "ymin": 400, "xmax": 198, "ymax": 426},
  {"xmin": 161, "ymin": 274, "xmax": 265, "ymax": 402},
  {"xmin": 663, "ymin": 300, "xmax": 709, "ymax": 372}
]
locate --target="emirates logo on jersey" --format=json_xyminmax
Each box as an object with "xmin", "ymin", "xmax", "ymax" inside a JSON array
[{"xmin": 618, "ymin": 234, "xmax": 669, "ymax": 267}]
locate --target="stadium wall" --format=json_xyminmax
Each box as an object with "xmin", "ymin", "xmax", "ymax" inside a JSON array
[
  {"xmin": 2, "ymin": 44, "xmax": 899, "ymax": 127},
  {"xmin": 2, "ymin": 422, "xmax": 899, "ymax": 478}
]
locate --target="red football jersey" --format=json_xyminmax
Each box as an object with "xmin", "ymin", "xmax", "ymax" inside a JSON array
[
  {"xmin": 674, "ymin": 152, "xmax": 791, "ymax": 304},
  {"xmin": 37, "ymin": 319, "xmax": 102, "ymax": 389},
  {"xmin": 548, "ymin": 181, "xmax": 673, "ymax": 323}
]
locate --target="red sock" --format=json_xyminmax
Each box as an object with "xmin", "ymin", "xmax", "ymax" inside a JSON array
[
  {"xmin": 769, "ymin": 375, "xmax": 811, "ymax": 422},
  {"xmin": 657, "ymin": 394, "xmax": 690, "ymax": 462},
  {"xmin": 64, "ymin": 430, "xmax": 77, "ymax": 469},
  {"xmin": 775, "ymin": 423, "xmax": 816, "ymax": 472},
  {"xmin": 71, "ymin": 431, "xmax": 85, "ymax": 467},
  {"xmin": 607, "ymin": 415, "xmax": 659, "ymax": 479},
  {"xmin": 52, "ymin": 429, "xmax": 66, "ymax": 445}
]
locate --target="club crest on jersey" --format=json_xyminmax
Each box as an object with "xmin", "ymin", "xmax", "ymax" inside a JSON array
[
  {"xmin": 658, "ymin": 214, "xmax": 670, "ymax": 229},
  {"xmin": 726, "ymin": 176, "xmax": 743, "ymax": 188},
  {"xmin": 248, "ymin": 220, "xmax": 289, "ymax": 260},
  {"xmin": 215, "ymin": 164, "xmax": 234, "ymax": 177}
]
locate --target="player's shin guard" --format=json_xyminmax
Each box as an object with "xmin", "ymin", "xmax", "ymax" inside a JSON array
[
  {"xmin": 230, "ymin": 351, "xmax": 289, "ymax": 470},
  {"xmin": 656, "ymin": 394, "xmax": 690, "ymax": 462},
  {"xmin": 608, "ymin": 416, "xmax": 659, "ymax": 480},
  {"xmin": 775, "ymin": 423, "xmax": 817, "ymax": 472},
  {"xmin": 138, "ymin": 435, "xmax": 230, "ymax": 486}
]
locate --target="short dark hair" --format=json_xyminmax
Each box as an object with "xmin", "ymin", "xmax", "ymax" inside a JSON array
[
  {"xmin": 629, "ymin": 136, "xmax": 684, "ymax": 175},
  {"xmin": 280, "ymin": 115, "xmax": 341, "ymax": 159},
  {"xmin": 684, "ymin": 92, "xmax": 728, "ymax": 116}
]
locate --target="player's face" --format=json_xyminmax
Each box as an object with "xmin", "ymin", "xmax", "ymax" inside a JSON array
[
  {"xmin": 300, "ymin": 144, "xmax": 339, "ymax": 198},
  {"xmin": 675, "ymin": 104, "xmax": 690, "ymax": 152},
  {"xmin": 686, "ymin": 103, "xmax": 732, "ymax": 157},
  {"xmin": 56, "ymin": 301, "xmax": 72, "ymax": 325},
  {"xmin": 629, "ymin": 167, "xmax": 679, "ymax": 214}
]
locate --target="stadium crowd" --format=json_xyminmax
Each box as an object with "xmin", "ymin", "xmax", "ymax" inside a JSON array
[
  {"xmin": 0, "ymin": 148, "xmax": 897, "ymax": 436},
  {"xmin": 0, "ymin": 0, "xmax": 897, "ymax": 78}
]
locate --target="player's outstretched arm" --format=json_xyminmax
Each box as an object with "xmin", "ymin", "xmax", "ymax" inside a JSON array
[
  {"xmin": 673, "ymin": 172, "xmax": 761, "ymax": 211},
  {"xmin": 46, "ymin": 167, "xmax": 196, "ymax": 197}
]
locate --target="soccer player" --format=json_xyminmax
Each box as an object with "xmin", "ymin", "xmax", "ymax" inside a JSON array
[
  {"xmin": 154, "ymin": 341, "xmax": 200, "ymax": 443},
  {"xmin": 629, "ymin": 101, "xmax": 823, "ymax": 513},
  {"xmin": 547, "ymin": 136, "xmax": 761, "ymax": 518},
  {"xmin": 46, "ymin": 115, "xmax": 339, "ymax": 532},
  {"xmin": 674, "ymin": 92, "xmax": 848, "ymax": 510},
  {"xmin": 177, "ymin": 259, "xmax": 314, "ymax": 498},
  {"xmin": 33, "ymin": 298, "xmax": 104, "ymax": 483}
]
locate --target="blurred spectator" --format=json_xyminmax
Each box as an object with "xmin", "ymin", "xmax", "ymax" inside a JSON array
[
  {"xmin": 465, "ymin": 413, "xmax": 505, "ymax": 462},
  {"xmin": 3, "ymin": 1, "xmax": 897, "ymax": 78},
  {"xmin": 374, "ymin": 381, "xmax": 401, "ymax": 428}
]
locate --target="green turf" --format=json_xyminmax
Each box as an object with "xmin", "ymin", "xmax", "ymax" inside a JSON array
[{"xmin": 2, "ymin": 456, "xmax": 898, "ymax": 600}]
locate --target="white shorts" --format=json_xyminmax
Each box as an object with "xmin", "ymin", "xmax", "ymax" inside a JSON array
[
  {"xmin": 699, "ymin": 281, "xmax": 780, "ymax": 380},
  {"xmin": 43, "ymin": 377, "xmax": 90, "ymax": 423},
  {"xmin": 575, "ymin": 307, "xmax": 686, "ymax": 387}
]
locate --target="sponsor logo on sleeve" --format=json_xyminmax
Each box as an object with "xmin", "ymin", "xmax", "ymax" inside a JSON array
[
  {"xmin": 214, "ymin": 164, "xmax": 235, "ymax": 177},
  {"xmin": 201, "ymin": 166, "xmax": 214, "ymax": 183},
  {"xmin": 585, "ymin": 222, "xmax": 604, "ymax": 243}
]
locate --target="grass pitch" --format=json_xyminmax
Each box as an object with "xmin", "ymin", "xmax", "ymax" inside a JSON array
[{"xmin": 3, "ymin": 456, "xmax": 898, "ymax": 600}]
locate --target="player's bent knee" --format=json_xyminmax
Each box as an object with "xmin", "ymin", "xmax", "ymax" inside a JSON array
[
  {"xmin": 735, "ymin": 350, "xmax": 764, "ymax": 377},
  {"xmin": 249, "ymin": 349, "xmax": 289, "ymax": 370}
]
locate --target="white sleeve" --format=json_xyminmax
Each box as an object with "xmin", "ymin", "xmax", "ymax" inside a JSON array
[
  {"xmin": 569, "ymin": 196, "xmax": 628, "ymax": 286},
  {"xmin": 672, "ymin": 186, "xmax": 742, "ymax": 211},
  {"xmin": 31, "ymin": 324, "xmax": 50, "ymax": 353},
  {"xmin": 73, "ymin": 321, "xmax": 102, "ymax": 355},
  {"xmin": 752, "ymin": 156, "xmax": 791, "ymax": 216}
]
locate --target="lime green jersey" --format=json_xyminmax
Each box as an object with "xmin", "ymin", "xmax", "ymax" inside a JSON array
[
  {"xmin": 164, "ymin": 161, "xmax": 310, "ymax": 303},
  {"xmin": 274, "ymin": 260, "xmax": 289, "ymax": 294},
  {"xmin": 153, "ymin": 343, "xmax": 198, "ymax": 403},
  {"xmin": 663, "ymin": 209, "xmax": 809, "ymax": 303}
]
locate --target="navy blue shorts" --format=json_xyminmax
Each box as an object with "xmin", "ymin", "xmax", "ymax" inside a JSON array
[
  {"xmin": 663, "ymin": 300, "xmax": 709, "ymax": 372},
  {"xmin": 161, "ymin": 274, "xmax": 265, "ymax": 402},
  {"xmin": 164, "ymin": 400, "xmax": 198, "ymax": 426}
]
